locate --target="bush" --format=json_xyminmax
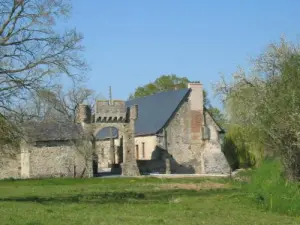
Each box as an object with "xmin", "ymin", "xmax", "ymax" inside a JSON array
[
  {"xmin": 222, "ymin": 136, "xmax": 239, "ymax": 170},
  {"xmin": 222, "ymin": 125, "xmax": 259, "ymax": 170},
  {"xmin": 244, "ymin": 159, "xmax": 300, "ymax": 216}
]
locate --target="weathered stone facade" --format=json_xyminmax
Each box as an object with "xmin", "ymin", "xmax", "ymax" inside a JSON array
[
  {"xmin": 21, "ymin": 141, "xmax": 90, "ymax": 178},
  {"xmin": 203, "ymin": 112, "xmax": 230, "ymax": 174},
  {"xmin": 0, "ymin": 140, "xmax": 92, "ymax": 180},
  {"xmin": 156, "ymin": 98, "xmax": 200, "ymax": 173},
  {"xmin": 0, "ymin": 145, "xmax": 20, "ymax": 179}
]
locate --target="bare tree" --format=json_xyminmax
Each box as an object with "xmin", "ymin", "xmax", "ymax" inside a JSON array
[
  {"xmin": 33, "ymin": 85, "xmax": 94, "ymax": 122},
  {"xmin": 72, "ymin": 139, "xmax": 94, "ymax": 178},
  {"xmin": 0, "ymin": 0, "xmax": 87, "ymax": 140}
]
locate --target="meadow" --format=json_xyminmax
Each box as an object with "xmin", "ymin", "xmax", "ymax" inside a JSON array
[{"xmin": 0, "ymin": 166, "xmax": 300, "ymax": 225}]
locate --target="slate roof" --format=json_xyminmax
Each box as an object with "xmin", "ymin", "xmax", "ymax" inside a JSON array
[
  {"xmin": 126, "ymin": 88, "xmax": 190, "ymax": 136},
  {"xmin": 24, "ymin": 121, "xmax": 84, "ymax": 142}
]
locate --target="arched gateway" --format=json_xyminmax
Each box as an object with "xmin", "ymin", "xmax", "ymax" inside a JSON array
[{"xmin": 76, "ymin": 100, "xmax": 140, "ymax": 176}]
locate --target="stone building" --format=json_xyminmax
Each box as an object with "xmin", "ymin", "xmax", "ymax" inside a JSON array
[
  {"xmin": 95, "ymin": 82, "xmax": 230, "ymax": 174},
  {"xmin": 0, "ymin": 122, "xmax": 88, "ymax": 179},
  {"xmin": 0, "ymin": 81, "xmax": 230, "ymax": 179}
]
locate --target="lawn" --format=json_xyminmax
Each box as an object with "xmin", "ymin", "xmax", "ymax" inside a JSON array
[{"xmin": 0, "ymin": 177, "xmax": 299, "ymax": 225}]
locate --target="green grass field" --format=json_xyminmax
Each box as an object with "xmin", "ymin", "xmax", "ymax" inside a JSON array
[{"xmin": 0, "ymin": 176, "xmax": 299, "ymax": 225}]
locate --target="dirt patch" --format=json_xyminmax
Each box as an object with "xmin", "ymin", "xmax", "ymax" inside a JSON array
[{"xmin": 159, "ymin": 182, "xmax": 229, "ymax": 191}]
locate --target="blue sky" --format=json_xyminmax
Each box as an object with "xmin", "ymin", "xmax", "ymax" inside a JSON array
[{"xmin": 65, "ymin": 0, "xmax": 299, "ymax": 107}]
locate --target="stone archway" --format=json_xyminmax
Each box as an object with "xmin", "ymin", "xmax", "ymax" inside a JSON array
[
  {"xmin": 78, "ymin": 101, "xmax": 140, "ymax": 176},
  {"xmin": 94, "ymin": 125, "xmax": 123, "ymax": 170}
]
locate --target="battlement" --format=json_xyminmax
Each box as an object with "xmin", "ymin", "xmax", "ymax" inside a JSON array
[{"xmin": 95, "ymin": 100, "xmax": 127, "ymax": 122}]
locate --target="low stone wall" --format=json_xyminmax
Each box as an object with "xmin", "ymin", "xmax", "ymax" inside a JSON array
[
  {"xmin": 0, "ymin": 145, "xmax": 20, "ymax": 179},
  {"xmin": 23, "ymin": 141, "xmax": 91, "ymax": 178}
]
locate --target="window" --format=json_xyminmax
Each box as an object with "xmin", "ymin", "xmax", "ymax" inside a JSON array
[
  {"xmin": 142, "ymin": 142, "xmax": 145, "ymax": 159},
  {"xmin": 135, "ymin": 144, "xmax": 139, "ymax": 159}
]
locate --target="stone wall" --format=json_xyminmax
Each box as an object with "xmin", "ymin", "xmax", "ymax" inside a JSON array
[
  {"xmin": 203, "ymin": 142, "xmax": 230, "ymax": 174},
  {"xmin": 203, "ymin": 111, "xmax": 230, "ymax": 174},
  {"xmin": 0, "ymin": 145, "xmax": 20, "ymax": 179},
  {"xmin": 23, "ymin": 141, "xmax": 91, "ymax": 178},
  {"xmin": 95, "ymin": 140, "xmax": 110, "ymax": 169},
  {"xmin": 155, "ymin": 97, "xmax": 230, "ymax": 174},
  {"xmin": 157, "ymin": 98, "xmax": 201, "ymax": 173}
]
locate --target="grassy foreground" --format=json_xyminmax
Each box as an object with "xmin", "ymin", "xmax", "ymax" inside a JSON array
[{"xmin": 0, "ymin": 176, "xmax": 299, "ymax": 225}]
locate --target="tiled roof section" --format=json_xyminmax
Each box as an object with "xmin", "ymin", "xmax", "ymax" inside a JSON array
[
  {"xmin": 24, "ymin": 121, "xmax": 84, "ymax": 142},
  {"xmin": 95, "ymin": 127, "xmax": 118, "ymax": 140},
  {"xmin": 126, "ymin": 88, "xmax": 190, "ymax": 136}
]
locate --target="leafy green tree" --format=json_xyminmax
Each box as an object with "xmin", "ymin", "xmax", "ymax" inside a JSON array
[
  {"xmin": 215, "ymin": 38, "xmax": 300, "ymax": 179},
  {"xmin": 129, "ymin": 75, "xmax": 189, "ymax": 99}
]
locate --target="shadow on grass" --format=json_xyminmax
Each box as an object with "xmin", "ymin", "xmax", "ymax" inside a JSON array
[{"xmin": 0, "ymin": 188, "xmax": 237, "ymax": 205}]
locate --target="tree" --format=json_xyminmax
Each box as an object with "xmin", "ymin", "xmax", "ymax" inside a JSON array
[
  {"xmin": 0, "ymin": 0, "xmax": 87, "ymax": 140},
  {"xmin": 34, "ymin": 85, "xmax": 96, "ymax": 122},
  {"xmin": 129, "ymin": 75, "xmax": 189, "ymax": 99},
  {"xmin": 215, "ymin": 38, "xmax": 300, "ymax": 180},
  {"xmin": 72, "ymin": 132, "xmax": 95, "ymax": 178}
]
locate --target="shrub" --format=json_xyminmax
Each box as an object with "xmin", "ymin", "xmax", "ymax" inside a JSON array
[
  {"xmin": 244, "ymin": 159, "xmax": 300, "ymax": 216},
  {"xmin": 222, "ymin": 125, "xmax": 259, "ymax": 170}
]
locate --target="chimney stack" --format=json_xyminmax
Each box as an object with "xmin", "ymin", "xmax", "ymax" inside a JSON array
[
  {"xmin": 76, "ymin": 104, "xmax": 91, "ymax": 124},
  {"xmin": 188, "ymin": 81, "xmax": 203, "ymax": 113},
  {"xmin": 188, "ymin": 81, "xmax": 204, "ymax": 141}
]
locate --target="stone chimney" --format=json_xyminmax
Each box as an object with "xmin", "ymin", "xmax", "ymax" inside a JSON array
[
  {"xmin": 188, "ymin": 81, "xmax": 204, "ymax": 141},
  {"xmin": 76, "ymin": 104, "xmax": 91, "ymax": 124}
]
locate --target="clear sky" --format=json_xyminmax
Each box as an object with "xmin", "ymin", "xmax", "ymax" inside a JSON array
[{"xmin": 66, "ymin": 0, "xmax": 299, "ymax": 107}]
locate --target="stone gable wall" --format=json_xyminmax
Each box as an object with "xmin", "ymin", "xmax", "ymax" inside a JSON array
[
  {"xmin": 157, "ymin": 98, "xmax": 202, "ymax": 173},
  {"xmin": 203, "ymin": 112, "xmax": 230, "ymax": 174},
  {"xmin": 156, "ymin": 98, "xmax": 230, "ymax": 174}
]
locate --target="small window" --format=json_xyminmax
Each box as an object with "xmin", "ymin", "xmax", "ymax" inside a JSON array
[
  {"xmin": 142, "ymin": 142, "xmax": 145, "ymax": 158},
  {"xmin": 135, "ymin": 144, "xmax": 139, "ymax": 159}
]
